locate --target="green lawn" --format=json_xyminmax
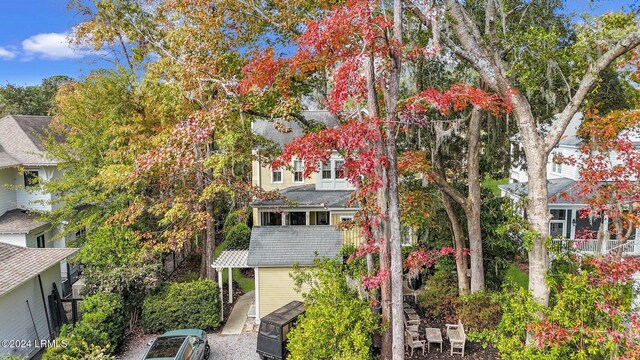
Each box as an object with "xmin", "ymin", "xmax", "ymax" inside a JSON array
[
  {"xmin": 505, "ymin": 264, "xmax": 528, "ymax": 289},
  {"xmin": 215, "ymin": 242, "xmax": 255, "ymax": 293},
  {"xmin": 481, "ymin": 177, "xmax": 509, "ymax": 196}
]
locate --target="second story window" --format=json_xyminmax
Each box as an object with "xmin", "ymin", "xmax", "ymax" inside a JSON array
[
  {"xmin": 24, "ymin": 170, "xmax": 39, "ymax": 187},
  {"xmin": 293, "ymin": 160, "xmax": 304, "ymax": 183},
  {"xmin": 335, "ymin": 160, "xmax": 346, "ymax": 179},
  {"xmin": 261, "ymin": 212, "xmax": 282, "ymax": 226},
  {"xmin": 272, "ymin": 167, "xmax": 283, "ymax": 183},
  {"xmin": 551, "ymin": 152, "xmax": 562, "ymax": 174},
  {"xmin": 321, "ymin": 162, "xmax": 332, "ymax": 180},
  {"xmin": 288, "ymin": 211, "xmax": 306, "ymax": 225}
]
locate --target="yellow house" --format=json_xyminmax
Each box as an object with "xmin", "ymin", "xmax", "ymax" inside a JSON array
[{"xmin": 247, "ymin": 111, "xmax": 366, "ymax": 321}]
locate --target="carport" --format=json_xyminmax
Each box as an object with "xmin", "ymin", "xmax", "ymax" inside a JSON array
[{"xmin": 211, "ymin": 250, "xmax": 249, "ymax": 319}]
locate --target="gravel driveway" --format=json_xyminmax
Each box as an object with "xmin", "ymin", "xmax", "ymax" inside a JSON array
[{"xmin": 119, "ymin": 332, "xmax": 259, "ymax": 360}]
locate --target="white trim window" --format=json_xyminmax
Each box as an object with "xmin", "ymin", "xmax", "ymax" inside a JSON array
[
  {"xmin": 551, "ymin": 152, "xmax": 562, "ymax": 174},
  {"xmin": 271, "ymin": 167, "xmax": 283, "ymax": 183},
  {"xmin": 321, "ymin": 162, "xmax": 332, "ymax": 180},
  {"xmin": 335, "ymin": 160, "xmax": 346, "ymax": 179},
  {"xmin": 293, "ymin": 160, "xmax": 304, "ymax": 183}
]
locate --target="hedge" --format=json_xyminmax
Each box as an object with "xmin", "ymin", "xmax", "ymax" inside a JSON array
[
  {"xmin": 224, "ymin": 223, "xmax": 251, "ymax": 250},
  {"xmin": 142, "ymin": 279, "xmax": 220, "ymax": 333},
  {"xmin": 42, "ymin": 292, "xmax": 124, "ymax": 359}
]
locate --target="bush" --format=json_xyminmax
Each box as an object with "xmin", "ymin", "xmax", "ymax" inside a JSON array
[
  {"xmin": 417, "ymin": 269, "xmax": 459, "ymax": 323},
  {"xmin": 223, "ymin": 208, "xmax": 250, "ymax": 235},
  {"xmin": 287, "ymin": 258, "xmax": 380, "ymax": 360},
  {"xmin": 224, "ymin": 223, "xmax": 251, "ymax": 250},
  {"xmin": 142, "ymin": 279, "xmax": 221, "ymax": 333},
  {"xmin": 457, "ymin": 292, "xmax": 502, "ymax": 332},
  {"xmin": 42, "ymin": 293, "xmax": 125, "ymax": 359},
  {"xmin": 81, "ymin": 293, "xmax": 126, "ymax": 351}
]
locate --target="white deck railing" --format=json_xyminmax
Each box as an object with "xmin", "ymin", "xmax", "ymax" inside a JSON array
[{"xmin": 552, "ymin": 238, "xmax": 640, "ymax": 256}]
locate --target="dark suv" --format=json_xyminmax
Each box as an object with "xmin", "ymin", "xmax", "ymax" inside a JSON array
[{"xmin": 142, "ymin": 329, "xmax": 210, "ymax": 360}]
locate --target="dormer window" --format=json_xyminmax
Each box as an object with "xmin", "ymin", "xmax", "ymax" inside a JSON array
[
  {"xmin": 335, "ymin": 160, "xmax": 346, "ymax": 179},
  {"xmin": 24, "ymin": 170, "xmax": 39, "ymax": 187},
  {"xmin": 321, "ymin": 162, "xmax": 332, "ymax": 180},
  {"xmin": 272, "ymin": 167, "xmax": 283, "ymax": 183},
  {"xmin": 293, "ymin": 160, "xmax": 304, "ymax": 183}
]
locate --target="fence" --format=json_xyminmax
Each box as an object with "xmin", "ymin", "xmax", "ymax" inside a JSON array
[
  {"xmin": 162, "ymin": 242, "xmax": 192, "ymax": 275},
  {"xmin": 552, "ymin": 238, "xmax": 640, "ymax": 256}
]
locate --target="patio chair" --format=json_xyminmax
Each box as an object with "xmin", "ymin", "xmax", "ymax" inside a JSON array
[
  {"xmin": 404, "ymin": 317, "xmax": 419, "ymax": 334},
  {"xmin": 405, "ymin": 330, "xmax": 426, "ymax": 356},
  {"xmin": 446, "ymin": 320, "xmax": 466, "ymax": 356}
]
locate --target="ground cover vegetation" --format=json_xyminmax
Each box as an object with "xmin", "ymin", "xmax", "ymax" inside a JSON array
[{"xmin": 29, "ymin": 0, "xmax": 640, "ymax": 358}]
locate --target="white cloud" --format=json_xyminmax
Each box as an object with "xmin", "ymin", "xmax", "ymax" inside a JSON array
[
  {"xmin": 0, "ymin": 46, "xmax": 17, "ymax": 60},
  {"xmin": 22, "ymin": 32, "xmax": 91, "ymax": 60}
]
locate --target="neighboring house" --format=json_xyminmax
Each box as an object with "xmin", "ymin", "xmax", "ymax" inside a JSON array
[
  {"xmin": 0, "ymin": 115, "xmax": 78, "ymax": 293},
  {"xmin": 0, "ymin": 242, "xmax": 77, "ymax": 359},
  {"xmin": 500, "ymin": 114, "xmax": 640, "ymax": 255}
]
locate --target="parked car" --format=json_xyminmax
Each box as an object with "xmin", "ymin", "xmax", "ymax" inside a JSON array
[
  {"xmin": 142, "ymin": 329, "xmax": 210, "ymax": 360},
  {"xmin": 256, "ymin": 301, "xmax": 305, "ymax": 360}
]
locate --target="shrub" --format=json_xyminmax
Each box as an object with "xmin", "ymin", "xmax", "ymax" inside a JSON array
[
  {"xmin": 287, "ymin": 258, "xmax": 380, "ymax": 360},
  {"xmin": 476, "ymin": 256, "xmax": 640, "ymax": 359},
  {"xmin": 457, "ymin": 292, "xmax": 502, "ymax": 332},
  {"xmin": 142, "ymin": 279, "xmax": 220, "ymax": 333},
  {"xmin": 224, "ymin": 223, "xmax": 251, "ymax": 250},
  {"xmin": 80, "ymin": 293, "xmax": 126, "ymax": 351},
  {"xmin": 223, "ymin": 208, "xmax": 250, "ymax": 235},
  {"xmin": 1, "ymin": 356, "xmax": 27, "ymax": 360},
  {"xmin": 417, "ymin": 269, "xmax": 459, "ymax": 323}
]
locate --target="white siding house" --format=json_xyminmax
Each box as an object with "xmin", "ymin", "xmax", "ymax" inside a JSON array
[
  {"xmin": 0, "ymin": 243, "xmax": 77, "ymax": 359},
  {"xmin": 502, "ymin": 114, "xmax": 640, "ymax": 255}
]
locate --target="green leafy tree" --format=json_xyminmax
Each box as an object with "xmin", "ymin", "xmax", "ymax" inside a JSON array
[
  {"xmin": 287, "ymin": 258, "xmax": 380, "ymax": 360},
  {"xmin": 0, "ymin": 75, "xmax": 73, "ymax": 116}
]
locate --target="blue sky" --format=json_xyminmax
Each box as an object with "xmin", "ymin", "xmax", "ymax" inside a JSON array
[{"xmin": 0, "ymin": 1, "xmax": 637, "ymax": 86}]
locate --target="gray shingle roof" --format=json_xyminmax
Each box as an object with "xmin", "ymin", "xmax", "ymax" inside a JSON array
[
  {"xmin": 0, "ymin": 209, "xmax": 50, "ymax": 234},
  {"xmin": 252, "ymin": 184, "xmax": 355, "ymax": 208},
  {"xmin": 247, "ymin": 226, "xmax": 342, "ymax": 266},
  {"xmin": 0, "ymin": 243, "xmax": 78, "ymax": 297},
  {"xmin": 499, "ymin": 178, "xmax": 584, "ymax": 205},
  {"xmin": 252, "ymin": 110, "xmax": 337, "ymax": 148},
  {"xmin": 0, "ymin": 115, "xmax": 58, "ymax": 167}
]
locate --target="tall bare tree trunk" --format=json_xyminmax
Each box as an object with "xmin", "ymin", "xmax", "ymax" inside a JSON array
[
  {"xmin": 466, "ymin": 107, "xmax": 485, "ymax": 292},
  {"xmin": 385, "ymin": 1, "xmax": 405, "ymax": 358},
  {"xmin": 365, "ymin": 53, "xmax": 393, "ymax": 359},
  {"xmin": 441, "ymin": 193, "xmax": 470, "ymax": 295}
]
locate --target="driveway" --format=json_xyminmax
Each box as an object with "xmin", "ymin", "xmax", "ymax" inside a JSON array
[{"xmin": 119, "ymin": 332, "xmax": 259, "ymax": 360}]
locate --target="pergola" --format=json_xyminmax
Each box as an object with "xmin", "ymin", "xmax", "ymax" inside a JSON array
[{"xmin": 211, "ymin": 250, "xmax": 250, "ymax": 319}]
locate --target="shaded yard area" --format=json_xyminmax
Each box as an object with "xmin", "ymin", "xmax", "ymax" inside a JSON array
[{"xmin": 215, "ymin": 242, "xmax": 255, "ymax": 293}]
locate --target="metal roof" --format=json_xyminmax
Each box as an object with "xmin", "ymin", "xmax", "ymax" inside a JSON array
[
  {"xmin": 247, "ymin": 226, "xmax": 342, "ymax": 267},
  {"xmin": 211, "ymin": 250, "xmax": 249, "ymax": 269},
  {"xmin": 252, "ymin": 110, "xmax": 337, "ymax": 149},
  {"xmin": 0, "ymin": 243, "xmax": 78, "ymax": 297},
  {"xmin": 252, "ymin": 184, "xmax": 355, "ymax": 208}
]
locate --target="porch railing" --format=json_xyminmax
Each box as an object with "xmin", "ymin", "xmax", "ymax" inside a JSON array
[{"xmin": 552, "ymin": 238, "xmax": 640, "ymax": 256}]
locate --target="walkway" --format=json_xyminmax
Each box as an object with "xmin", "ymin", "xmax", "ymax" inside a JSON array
[{"xmin": 221, "ymin": 290, "xmax": 255, "ymax": 335}]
